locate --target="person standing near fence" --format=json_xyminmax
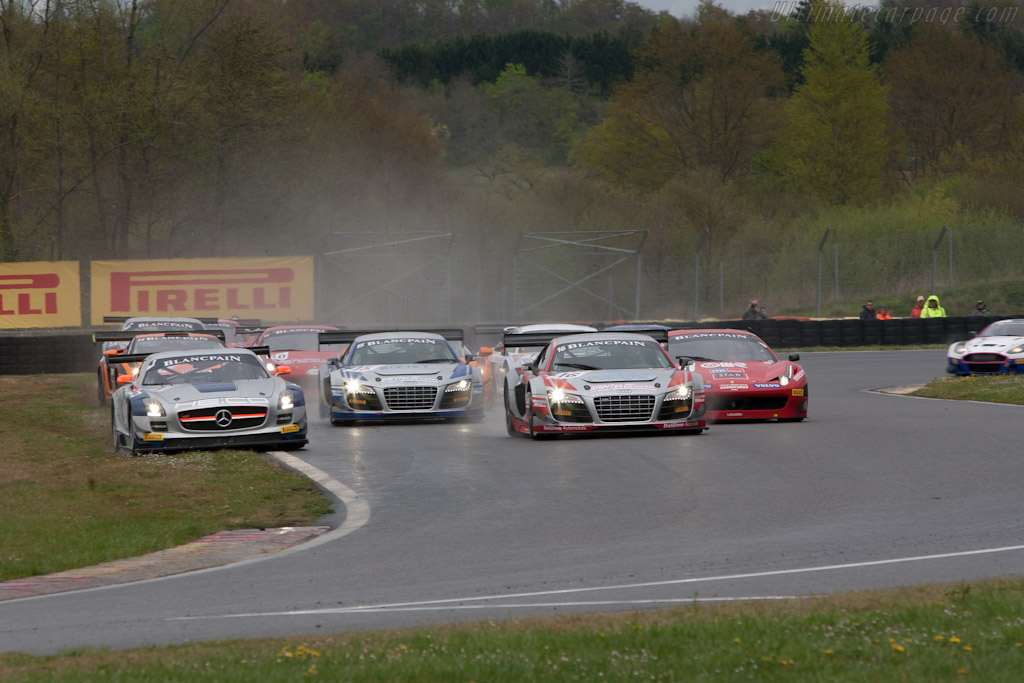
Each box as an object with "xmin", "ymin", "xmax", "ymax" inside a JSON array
[
  {"xmin": 910, "ymin": 295, "xmax": 925, "ymax": 318},
  {"xmin": 876, "ymin": 305, "xmax": 892, "ymax": 320},
  {"xmin": 742, "ymin": 299, "xmax": 768, "ymax": 320},
  {"xmin": 859, "ymin": 300, "xmax": 877, "ymax": 320},
  {"xmin": 920, "ymin": 295, "xmax": 946, "ymax": 318},
  {"xmin": 973, "ymin": 300, "xmax": 989, "ymax": 315}
]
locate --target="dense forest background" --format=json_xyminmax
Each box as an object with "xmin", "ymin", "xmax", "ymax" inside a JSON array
[{"xmin": 3, "ymin": 0, "xmax": 1024, "ymax": 322}]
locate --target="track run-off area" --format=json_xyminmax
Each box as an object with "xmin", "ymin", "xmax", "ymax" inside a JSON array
[{"xmin": 2, "ymin": 348, "xmax": 1023, "ymax": 655}]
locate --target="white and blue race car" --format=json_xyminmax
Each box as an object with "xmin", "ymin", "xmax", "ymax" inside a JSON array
[
  {"xmin": 317, "ymin": 329, "xmax": 485, "ymax": 424},
  {"xmin": 946, "ymin": 318, "xmax": 1024, "ymax": 375}
]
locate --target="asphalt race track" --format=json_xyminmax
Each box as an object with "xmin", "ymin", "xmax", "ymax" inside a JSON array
[{"xmin": 2, "ymin": 349, "xmax": 1023, "ymax": 655}]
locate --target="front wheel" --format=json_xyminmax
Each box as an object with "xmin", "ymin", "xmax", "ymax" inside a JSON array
[{"xmin": 504, "ymin": 382, "xmax": 517, "ymax": 436}]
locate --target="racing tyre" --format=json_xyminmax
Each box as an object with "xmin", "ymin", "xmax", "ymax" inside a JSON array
[
  {"xmin": 778, "ymin": 417, "xmax": 804, "ymax": 422},
  {"xmin": 504, "ymin": 382, "xmax": 517, "ymax": 436},
  {"xmin": 97, "ymin": 371, "xmax": 106, "ymax": 405}
]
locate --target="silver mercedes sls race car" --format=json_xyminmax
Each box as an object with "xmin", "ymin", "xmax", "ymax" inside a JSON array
[
  {"xmin": 502, "ymin": 330, "xmax": 707, "ymax": 438},
  {"xmin": 317, "ymin": 329, "xmax": 485, "ymax": 424},
  {"xmin": 946, "ymin": 318, "xmax": 1024, "ymax": 375},
  {"xmin": 110, "ymin": 347, "xmax": 307, "ymax": 454}
]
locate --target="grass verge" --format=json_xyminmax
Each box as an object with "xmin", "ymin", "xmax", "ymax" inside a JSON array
[
  {"xmin": 0, "ymin": 374, "xmax": 331, "ymax": 582},
  {"xmin": 2, "ymin": 580, "xmax": 1024, "ymax": 681},
  {"xmin": 912, "ymin": 374, "xmax": 1024, "ymax": 405}
]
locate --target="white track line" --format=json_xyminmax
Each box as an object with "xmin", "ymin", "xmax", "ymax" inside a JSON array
[
  {"xmin": 266, "ymin": 451, "xmax": 371, "ymax": 553},
  {"xmin": 171, "ymin": 543, "xmax": 1024, "ymax": 620}
]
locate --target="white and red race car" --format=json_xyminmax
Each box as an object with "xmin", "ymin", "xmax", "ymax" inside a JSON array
[{"xmin": 502, "ymin": 329, "xmax": 706, "ymax": 438}]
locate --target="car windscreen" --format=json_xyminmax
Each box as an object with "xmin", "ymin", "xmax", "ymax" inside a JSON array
[
  {"xmin": 349, "ymin": 337, "xmax": 458, "ymax": 365},
  {"xmin": 981, "ymin": 321, "xmax": 1024, "ymax": 337},
  {"xmin": 667, "ymin": 335, "xmax": 777, "ymax": 362},
  {"xmin": 130, "ymin": 337, "xmax": 225, "ymax": 354},
  {"xmin": 263, "ymin": 331, "xmax": 323, "ymax": 352},
  {"xmin": 549, "ymin": 339, "xmax": 672, "ymax": 371},
  {"xmin": 142, "ymin": 354, "xmax": 270, "ymax": 385}
]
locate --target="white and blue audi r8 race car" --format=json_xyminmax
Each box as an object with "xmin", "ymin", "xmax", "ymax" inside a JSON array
[
  {"xmin": 946, "ymin": 318, "xmax": 1024, "ymax": 375},
  {"xmin": 110, "ymin": 347, "xmax": 307, "ymax": 455},
  {"xmin": 317, "ymin": 329, "xmax": 485, "ymax": 425},
  {"xmin": 501, "ymin": 330, "xmax": 706, "ymax": 438}
]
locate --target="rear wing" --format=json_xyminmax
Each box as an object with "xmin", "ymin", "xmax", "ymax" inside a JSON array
[
  {"xmin": 93, "ymin": 330, "xmax": 226, "ymax": 343},
  {"xmin": 102, "ymin": 316, "xmax": 220, "ymax": 325},
  {"xmin": 319, "ymin": 328, "xmax": 465, "ymax": 347},
  {"xmin": 503, "ymin": 328, "xmax": 668, "ymax": 349},
  {"xmin": 113, "ymin": 346, "xmax": 272, "ymax": 367}
]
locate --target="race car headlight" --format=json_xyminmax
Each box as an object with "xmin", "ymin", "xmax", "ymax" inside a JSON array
[
  {"xmin": 1010, "ymin": 346, "xmax": 1024, "ymax": 354},
  {"xmin": 344, "ymin": 379, "xmax": 374, "ymax": 395},
  {"xmin": 665, "ymin": 385, "xmax": 692, "ymax": 401},
  {"xmin": 144, "ymin": 400, "xmax": 165, "ymax": 417},
  {"xmin": 778, "ymin": 375, "xmax": 791, "ymax": 386},
  {"xmin": 445, "ymin": 379, "xmax": 472, "ymax": 393},
  {"xmin": 547, "ymin": 389, "xmax": 583, "ymax": 404},
  {"xmin": 278, "ymin": 390, "xmax": 295, "ymax": 410},
  {"xmin": 954, "ymin": 344, "xmax": 967, "ymax": 354}
]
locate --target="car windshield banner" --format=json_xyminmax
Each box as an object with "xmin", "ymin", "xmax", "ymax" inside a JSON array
[
  {"xmin": 0, "ymin": 261, "xmax": 81, "ymax": 329},
  {"xmin": 90, "ymin": 257, "xmax": 314, "ymax": 325}
]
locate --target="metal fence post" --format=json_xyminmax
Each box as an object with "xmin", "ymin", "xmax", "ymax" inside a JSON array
[
  {"xmin": 694, "ymin": 229, "xmax": 709, "ymax": 320},
  {"xmin": 932, "ymin": 225, "xmax": 948, "ymax": 294},
  {"xmin": 719, "ymin": 261, "xmax": 724, "ymax": 317},
  {"xmin": 834, "ymin": 241, "xmax": 839, "ymax": 302},
  {"xmin": 817, "ymin": 227, "xmax": 831, "ymax": 318}
]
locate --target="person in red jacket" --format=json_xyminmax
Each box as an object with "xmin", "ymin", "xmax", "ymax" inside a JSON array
[
  {"xmin": 909, "ymin": 295, "xmax": 925, "ymax": 318},
  {"xmin": 876, "ymin": 305, "xmax": 892, "ymax": 320}
]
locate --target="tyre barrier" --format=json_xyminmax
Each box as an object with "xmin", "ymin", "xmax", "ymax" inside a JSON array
[
  {"xmin": 3, "ymin": 315, "xmax": 1022, "ymax": 376},
  {"xmin": 0, "ymin": 332, "xmax": 96, "ymax": 375}
]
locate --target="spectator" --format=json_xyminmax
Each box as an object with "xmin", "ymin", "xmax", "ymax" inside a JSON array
[
  {"xmin": 876, "ymin": 305, "xmax": 892, "ymax": 320},
  {"xmin": 741, "ymin": 299, "xmax": 768, "ymax": 320},
  {"xmin": 859, "ymin": 300, "xmax": 877, "ymax": 320},
  {"xmin": 910, "ymin": 295, "xmax": 925, "ymax": 318},
  {"xmin": 920, "ymin": 294, "xmax": 946, "ymax": 318},
  {"xmin": 973, "ymin": 300, "xmax": 989, "ymax": 315}
]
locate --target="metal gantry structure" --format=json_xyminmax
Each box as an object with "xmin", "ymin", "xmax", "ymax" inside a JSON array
[
  {"xmin": 511, "ymin": 230, "xmax": 647, "ymax": 321},
  {"xmin": 317, "ymin": 232, "xmax": 453, "ymax": 325}
]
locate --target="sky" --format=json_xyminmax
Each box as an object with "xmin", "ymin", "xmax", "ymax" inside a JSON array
[{"xmin": 637, "ymin": 0, "xmax": 784, "ymax": 18}]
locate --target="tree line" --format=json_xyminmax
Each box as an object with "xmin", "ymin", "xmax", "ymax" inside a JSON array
[{"xmin": 3, "ymin": 0, "xmax": 1024, "ymax": 320}]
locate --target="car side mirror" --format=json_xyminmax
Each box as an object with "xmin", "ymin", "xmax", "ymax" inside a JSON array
[
  {"xmin": 676, "ymin": 356, "xmax": 693, "ymax": 368},
  {"xmin": 104, "ymin": 348, "xmax": 123, "ymax": 356},
  {"xmin": 274, "ymin": 365, "xmax": 292, "ymax": 375},
  {"xmin": 788, "ymin": 353, "xmax": 800, "ymax": 362},
  {"xmin": 478, "ymin": 346, "xmax": 493, "ymax": 356},
  {"xmin": 116, "ymin": 374, "xmax": 133, "ymax": 385}
]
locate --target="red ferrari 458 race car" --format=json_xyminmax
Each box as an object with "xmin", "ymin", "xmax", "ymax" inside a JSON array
[{"xmin": 666, "ymin": 329, "xmax": 808, "ymax": 422}]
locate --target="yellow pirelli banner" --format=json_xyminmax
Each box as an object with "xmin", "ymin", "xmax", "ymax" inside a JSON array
[
  {"xmin": 90, "ymin": 257, "xmax": 315, "ymax": 325},
  {"xmin": 0, "ymin": 261, "xmax": 81, "ymax": 328}
]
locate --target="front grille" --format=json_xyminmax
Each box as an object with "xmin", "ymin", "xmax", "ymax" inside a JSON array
[
  {"xmin": 178, "ymin": 406, "xmax": 268, "ymax": 431},
  {"xmin": 964, "ymin": 353, "xmax": 1005, "ymax": 362},
  {"xmin": 657, "ymin": 398, "xmax": 693, "ymax": 421},
  {"xmin": 383, "ymin": 386, "xmax": 438, "ymax": 411},
  {"xmin": 965, "ymin": 362, "xmax": 1004, "ymax": 374},
  {"xmin": 708, "ymin": 396, "xmax": 787, "ymax": 411},
  {"xmin": 594, "ymin": 395, "xmax": 655, "ymax": 422},
  {"xmin": 550, "ymin": 399, "xmax": 591, "ymax": 423}
]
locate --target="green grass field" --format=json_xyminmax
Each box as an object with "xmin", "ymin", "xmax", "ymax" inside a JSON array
[{"xmin": 0, "ymin": 374, "xmax": 330, "ymax": 582}]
